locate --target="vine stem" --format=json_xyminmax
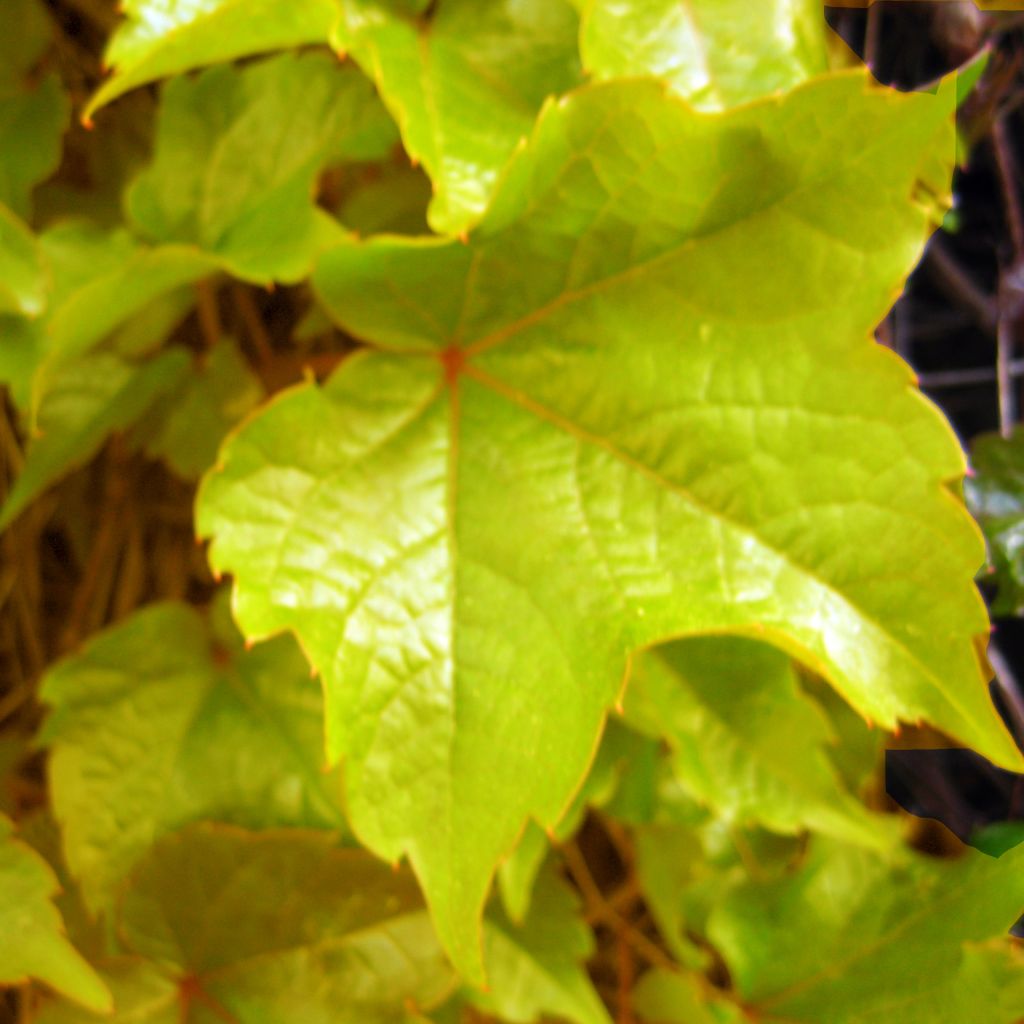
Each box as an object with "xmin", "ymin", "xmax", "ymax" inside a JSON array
[
  {"xmin": 560, "ymin": 839, "xmax": 678, "ymax": 974},
  {"xmin": 993, "ymin": 116, "xmax": 1024, "ymax": 436}
]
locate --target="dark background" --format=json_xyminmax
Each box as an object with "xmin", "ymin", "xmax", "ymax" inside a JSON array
[{"xmin": 826, "ymin": 1, "xmax": 1024, "ymax": 860}]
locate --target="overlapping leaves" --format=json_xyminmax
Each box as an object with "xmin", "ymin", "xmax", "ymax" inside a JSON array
[
  {"xmin": 41, "ymin": 600, "xmax": 347, "ymax": 910},
  {"xmin": 127, "ymin": 52, "xmax": 397, "ymax": 282},
  {"xmin": 199, "ymin": 68, "xmax": 1019, "ymax": 977},
  {"xmin": 3, "ymin": 2, "xmax": 1023, "ymax": 1021},
  {"xmin": 0, "ymin": 816, "xmax": 110, "ymax": 1013}
]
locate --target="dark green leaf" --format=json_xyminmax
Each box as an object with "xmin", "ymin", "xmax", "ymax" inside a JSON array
[{"xmin": 41, "ymin": 601, "xmax": 347, "ymax": 911}]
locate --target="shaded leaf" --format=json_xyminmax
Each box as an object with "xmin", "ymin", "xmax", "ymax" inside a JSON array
[
  {"xmin": 625, "ymin": 636, "xmax": 894, "ymax": 847},
  {"xmin": 0, "ymin": 221, "xmax": 216, "ymax": 415},
  {"xmin": 41, "ymin": 600, "xmax": 346, "ymax": 912},
  {"xmin": 120, "ymin": 825, "xmax": 455, "ymax": 1022},
  {"xmin": 332, "ymin": 0, "xmax": 582, "ymax": 233},
  {"xmin": 32, "ymin": 961, "xmax": 178, "ymax": 1024},
  {"xmin": 128, "ymin": 53, "xmax": 397, "ymax": 283},
  {"xmin": 0, "ymin": 73, "xmax": 69, "ymax": 219},
  {"xmin": 32, "ymin": 825, "xmax": 456, "ymax": 1022},
  {"xmin": 498, "ymin": 721, "xmax": 654, "ymax": 923},
  {"xmin": 474, "ymin": 863, "xmax": 610, "ymax": 1024},
  {"xmin": 0, "ymin": 0, "xmax": 52, "ymax": 89},
  {"xmin": 199, "ymin": 73, "xmax": 1014, "ymax": 979},
  {"xmin": 86, "ymin": 0, "xmax": 339, "ymax": 118},
  {"xmin": 135, "ymin": 340, "xmax": 263, "ymax": 479},
  {"xmin": 633, "ymin": 969, "xmax": 743, "ymax": 1024},
  {"xmin": 0, "ymin": 815, "xmax": 110, "ymax": 1012},
  {"xmin": 0, "ymin": 347, "xmax": 190, "ymax": 530},
  {"xmin": 580, "ymin": 0, "xmax": 827, "ymax": 111},
  {"xmin": 966, "ymin": 427, "xmax": 1024, "ymax": 615},
  {"xmin": 0, "ymin": 203, "xmax": 46, "ymax": 318},
  {"xmin": 708, "ymin": 838, "xmax": 1024, "ymax": 1022}
]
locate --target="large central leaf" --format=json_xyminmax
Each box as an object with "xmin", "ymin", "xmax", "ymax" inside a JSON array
[{"xmin": 198, "ymin": 73, "xmax": 1021, "ymax": 978}]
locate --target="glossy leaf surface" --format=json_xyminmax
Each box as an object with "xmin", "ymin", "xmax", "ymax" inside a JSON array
[
  {"xmin": 332, "ymin": 0, "xmax": 582, "ymax": 233},
  {"xmin": 199, "ymin": 72, "xmax": 1016, "ymax": 978},
  {"xmin": 580, "ymin": 0, "xmax": 828, "ymax": 110},
  {"xmin": 41, "ymin": 602, "xmax": 346, "ymax": 911},
  {"xmin": 86, "ymin": 0, "xmax": 339, "ymax": 117},
  {"xmin": 0, "ymin": 815, "xmax": 110, "ymax": 1013}
]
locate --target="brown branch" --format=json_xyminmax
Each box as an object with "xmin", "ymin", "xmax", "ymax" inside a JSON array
[{"xmin": 196, "ymin": 280, "xmax": 223, "ymax": 350}]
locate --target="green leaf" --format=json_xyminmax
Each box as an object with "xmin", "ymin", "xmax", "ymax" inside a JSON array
[
  {"xmin": 630, "ymin": 815, "xmax": 806, "ymax": 966},
  {"xmin": 332, "ymin": 0, "xmax": 582, "ymax": 233},
  {"xmin": 32, "ymin": 961, "xmax": 178, "ymax": 1024},
  {"xmin": 0, "ymin": 203, "xmax": 46, "ymax": 318},
  {"xmin": 708, "ymin": 839, "xmax": 1024, "ymax": 1022},
  {"xmin": 85, "ymin": 0, "xmax": 340, "ymax": 119},
  {"xmin": 965, "ymin": 427, "xmax": 1024, "ymax": 615},
  {"xmin": 800, "ymin": 673, "xmax": 886, "ymax": 796},
  {"xmin": 32, "ymin": 825, "xmax": 456, "ymax": 1022},
  {"xmin": 131, "ymin": 825, "xmax": 453, "ymax": 1022},
  {"xmin": 0, "ymin": 347, "xmax": 190, "ymax": 530},
  {"xmin": 336, "ymin": 162, "xmax": 433, "ymax": 237},
  {"xmin": 1, "ymin": 221, "xmax": 216, "ymax": 414},
  {"xmin": 0, "ymin": 73, "xmax": 69, "ymax": 218},
  {"xmin": 580, "ymin": 0, "xmax": 827, "ymax": 111},
  {"xmin": 624, "ymin": 636, "xmax": 894, "ymax": 847},
  {"xmin": 474, "ymin": 863, "xmax": 611, "ymax": 1024},
  {"xmin": 633, "ymin": 970, "xmax": 743, "ymax": 1024},
  {"xmin": 128, "ymin": 53, "xmax": 397, "ymax": 283},
  {"xmin": 41, "ymin": 600, "xmax": 347, "ymax": 912},
  {"xmin": 199, "ymin": 72, "xmax": 1016, "ymax": 980},
  {"xmin": 0, "ymin": 0, "xmax": 52, "ymax": 89},
  {"xmin": 0, "ymin": 815, "xmax": 111, "ymax": 1013},
  {"xmin": 135, "ymin": 340, "xmax": 263, "ymax": 479},
  {"xmin": 499, "ymin": 720, "xmax": 653, "ymax": 922}
]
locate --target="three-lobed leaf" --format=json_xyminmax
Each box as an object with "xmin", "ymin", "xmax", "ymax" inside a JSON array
[{"xmin": 198, "ymin": 70, "xmax": 1018, "ymax": 978}]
